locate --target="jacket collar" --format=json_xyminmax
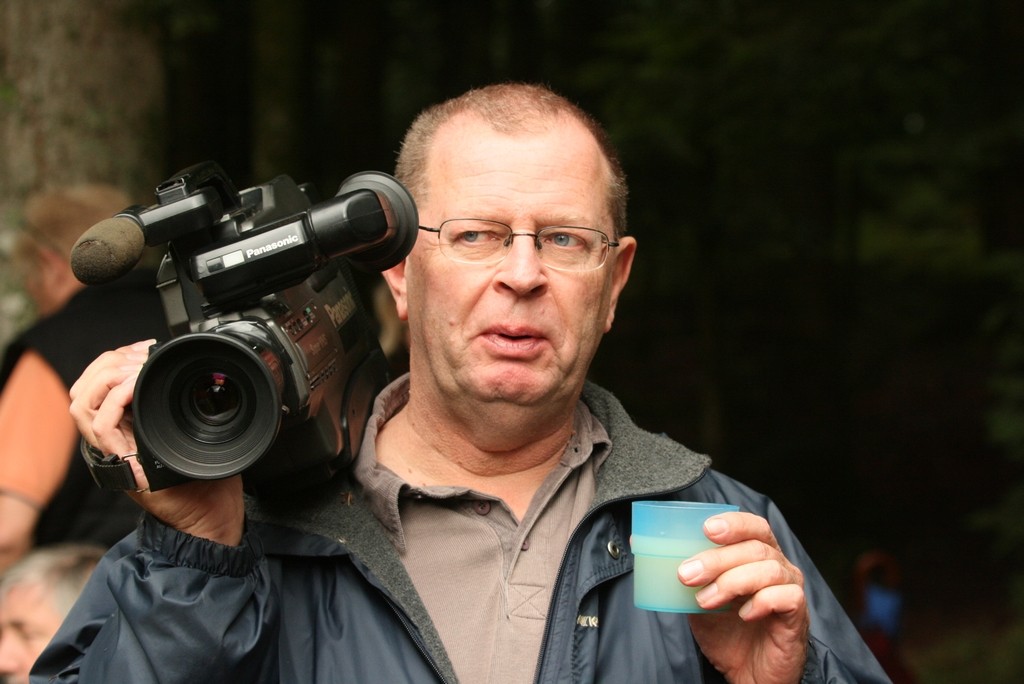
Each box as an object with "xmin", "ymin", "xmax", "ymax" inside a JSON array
[
  {"xmin": 245, "ymin": 381, "xmax": 710, "ymax": 684},
  {"xmin": 581, "ymin": 382, "xmax": 710, "ymax": 506}
]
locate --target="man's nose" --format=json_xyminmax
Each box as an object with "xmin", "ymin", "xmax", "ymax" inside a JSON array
[
  {"xmin": 0, "ymin": 632, "xmax": 28, "ymax": 676},
  {"xmin": 495, "ymin": 232, "xmax": 546, "ymax": 291}
]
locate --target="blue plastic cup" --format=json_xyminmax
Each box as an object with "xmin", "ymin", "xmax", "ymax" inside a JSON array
[{"xmin": 631, "ymin": 500, "xmax": 740, "ymax": 613}]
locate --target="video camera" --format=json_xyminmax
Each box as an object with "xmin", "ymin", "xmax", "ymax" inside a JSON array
[{"xmin": 73, "ymin": 161, "xmax": 417, "ymax": 494}]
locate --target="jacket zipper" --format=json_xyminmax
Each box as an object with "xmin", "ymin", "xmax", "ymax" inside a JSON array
[
  {"xmin": 529, "ymin": 493, "xmax": 638, "ymax": 684},
  {"xmin": 530, "ymin": 479, "xmax": 706, "ymax": 684},
  {"xmin": 384, "ymin": 593, "xmax": 453, "ymax": 684}
]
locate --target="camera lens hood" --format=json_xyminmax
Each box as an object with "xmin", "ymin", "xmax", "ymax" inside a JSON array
[{"xmin": 133, "ymin": 333, "xmax": 283, "ymax": 480}]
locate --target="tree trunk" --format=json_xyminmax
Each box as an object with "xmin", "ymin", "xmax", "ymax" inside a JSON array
[{"xmin": 0, "ymin": 0, "xmax": 164, "ymax": 345}]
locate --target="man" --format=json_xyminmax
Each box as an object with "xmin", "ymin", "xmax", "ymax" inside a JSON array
[
  {"xmin": 0, "ymin": 544, "xmax": 104, "ymax": 684},
  {"xmin": 39, "ymin": 83, "xmax": 886, "ymax": 682},
  {"xmin": 0, "ymin": 185, "xmax": 166, "ymax": 572}
]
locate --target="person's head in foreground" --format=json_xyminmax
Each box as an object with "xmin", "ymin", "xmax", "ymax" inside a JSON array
[{"xmin": 0, "ymin": 544, "xmax": 104, "ymax": 684}]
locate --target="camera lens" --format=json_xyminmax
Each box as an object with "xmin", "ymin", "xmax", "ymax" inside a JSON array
[
  {"xmin": 190, "ymin": 372, "xmax": 241, "ymax": 426},
  {"xmin": 169, "ymin": 362, "xmax": 255, "ymax": 446},
  {"xmin": 133, "ymin": 332, "xmax": 283, "ymax": 480}
]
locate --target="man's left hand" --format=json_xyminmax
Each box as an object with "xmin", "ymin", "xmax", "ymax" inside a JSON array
[{"xmin": 680, "ymin": 511, "xmax": 809, "ymax": 684}]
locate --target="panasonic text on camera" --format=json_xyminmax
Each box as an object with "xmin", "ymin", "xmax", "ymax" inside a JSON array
[{"xmin": 247, "ymin": 233, "xmax": 301, "ymax": 259}]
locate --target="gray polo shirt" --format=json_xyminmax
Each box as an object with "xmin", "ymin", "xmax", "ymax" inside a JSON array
[{"xmin": 355, "ymin": 376, "xmax": 611, "ymax": 684}]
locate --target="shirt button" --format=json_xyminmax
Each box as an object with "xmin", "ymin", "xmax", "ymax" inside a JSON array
[
  {"xmin": 521, "ymin": 538, "xmax": 531, "ymax": 551},
  {"xmin": 473, "ymin": 501, "xmax": 491, "ymax": 515},
  {"xmin": 606, "ymin": 540, "xmax": 622, "ymax": 559}
]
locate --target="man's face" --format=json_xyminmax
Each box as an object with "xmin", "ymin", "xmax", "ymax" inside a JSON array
[
  {"xmin": 384, "ymin": 113, "xmax": 636, "ymax": 414},
  {"xmin": 0, "ymin": 583, "xmax": 64, "ymax": 684}
]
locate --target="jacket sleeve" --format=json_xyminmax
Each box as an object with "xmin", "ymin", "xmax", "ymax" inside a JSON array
[
  {"xmin": 31, "ymin": 513, "xmax": 280, "ymax": 683},
  {"xmin": 775, "ymin": 513, "xmax": 890, "ymax": 684},
  {"xmin": 699, "ymin": 473, "xmax": 891, "ymax": 684}
]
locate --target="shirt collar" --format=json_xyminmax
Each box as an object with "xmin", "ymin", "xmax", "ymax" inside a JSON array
[{"xmin": 353, "ymin": 374, "xmax": 611, "ymax": 550}]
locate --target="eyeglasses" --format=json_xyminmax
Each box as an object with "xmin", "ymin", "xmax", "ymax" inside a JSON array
[{"xmin": 418, "ymin": 219, "xmax": 619, "ymax": 272}]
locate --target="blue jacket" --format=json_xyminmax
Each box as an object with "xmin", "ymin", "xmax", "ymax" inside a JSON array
[{"xmin": 34, "ymin": 384, "xmax": 888, "ymax": 683}]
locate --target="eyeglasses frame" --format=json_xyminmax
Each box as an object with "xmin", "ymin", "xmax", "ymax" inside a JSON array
[{"xmin": 417, "ymin": 218, "xmax": 620, "ymax": 272}]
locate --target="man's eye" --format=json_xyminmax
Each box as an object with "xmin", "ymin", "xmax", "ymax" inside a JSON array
[
  {"xmin": 454, "ymin": 229, "xmax": 503, "ymax": 244},
  {"xmin": 544, "ymin": 231, "xmax": 586, "ymax": 249}
]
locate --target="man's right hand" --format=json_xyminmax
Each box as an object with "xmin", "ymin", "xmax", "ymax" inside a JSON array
[{"xmin": 69, "ymin": 340, "xmax": 245, "ymax": 546}]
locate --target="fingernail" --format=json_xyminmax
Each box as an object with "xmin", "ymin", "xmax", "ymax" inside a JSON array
[
  {"xmin": 705, "ymin": 517, "xmax": 728, "ymax": 536},
  {"xmin": 696, "ymin": 583, "xmax": 718, "ymax": 604},
  {"xmin": 679, "ymin": 559, "xmax": 703, "ymax": 582},
  {"xmin": 131, "ymin": 340, "xmax": 155, "ymax": 351}
]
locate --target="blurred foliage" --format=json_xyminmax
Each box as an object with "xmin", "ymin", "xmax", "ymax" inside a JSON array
[
  {"xmin": 982, "ymin": 253, "xmax": 1024, "ymax": 604},
  {"xmin": 909, "ymin": 620, "xmax": 1024, "ymax": 684}
]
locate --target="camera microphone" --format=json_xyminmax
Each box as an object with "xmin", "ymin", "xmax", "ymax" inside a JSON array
[{"xmin": 70, "ymin": 214, "xmax": 146, "ymax": 285}]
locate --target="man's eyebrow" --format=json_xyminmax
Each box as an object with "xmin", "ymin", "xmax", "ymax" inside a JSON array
[{"xmin": 1, "ymin": 618, "xmax": 32, "ymax": 634}]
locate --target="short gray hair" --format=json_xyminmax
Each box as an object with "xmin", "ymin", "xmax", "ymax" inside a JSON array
[
  {"xmin": 0, "ymin": 543, "xmax": 105, "ymax": 617},
  {"xmin": 396, "ymin": 82, "xmax": 629, "ymax": 237}
]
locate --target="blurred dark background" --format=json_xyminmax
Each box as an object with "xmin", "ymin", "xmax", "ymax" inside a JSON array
[{"xmin": 3, "ymin": 1, "xmax": 1023, "ymax": 680}]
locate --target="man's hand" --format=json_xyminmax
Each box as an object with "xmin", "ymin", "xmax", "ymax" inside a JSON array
[
  {"xmin": 680, "ymin": 512, "xmax": 809, "ymax": 684},
  {"xmin": 69, "ymin": 340, "xmax": 245, "ymax": 546}
]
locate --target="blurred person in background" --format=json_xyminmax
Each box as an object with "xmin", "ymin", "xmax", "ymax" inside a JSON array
[
  {"xmin": 852, "ymin": 550, "xmax": 917, "ymax": 684},
  {"xmin": 0, "ymin": 543, "xmax": 104, "ymax": 684},
  {"xmin": 0, "ymin": 185, "xmax": 167, "ymax": 572}
]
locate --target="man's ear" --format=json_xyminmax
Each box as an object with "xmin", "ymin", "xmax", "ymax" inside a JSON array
[
  {"xmin": 39, "ymin": 246, "xmax": 83, "ymax": 301},
  {"xmin": 381, "ymin": 259, "xmax": 409, "ymax": 321},
  {"xmin": 604, "ymin": 235, "xmax": 636, "ymax": 332},
  {"xmin": 37, "ymin": 244, "xmax": 69, "ymax": 277}
]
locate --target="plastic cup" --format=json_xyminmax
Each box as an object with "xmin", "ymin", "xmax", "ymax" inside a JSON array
[{"xmin": 631, "ymin": 500, "xmax": 740, "ymax": 613}]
